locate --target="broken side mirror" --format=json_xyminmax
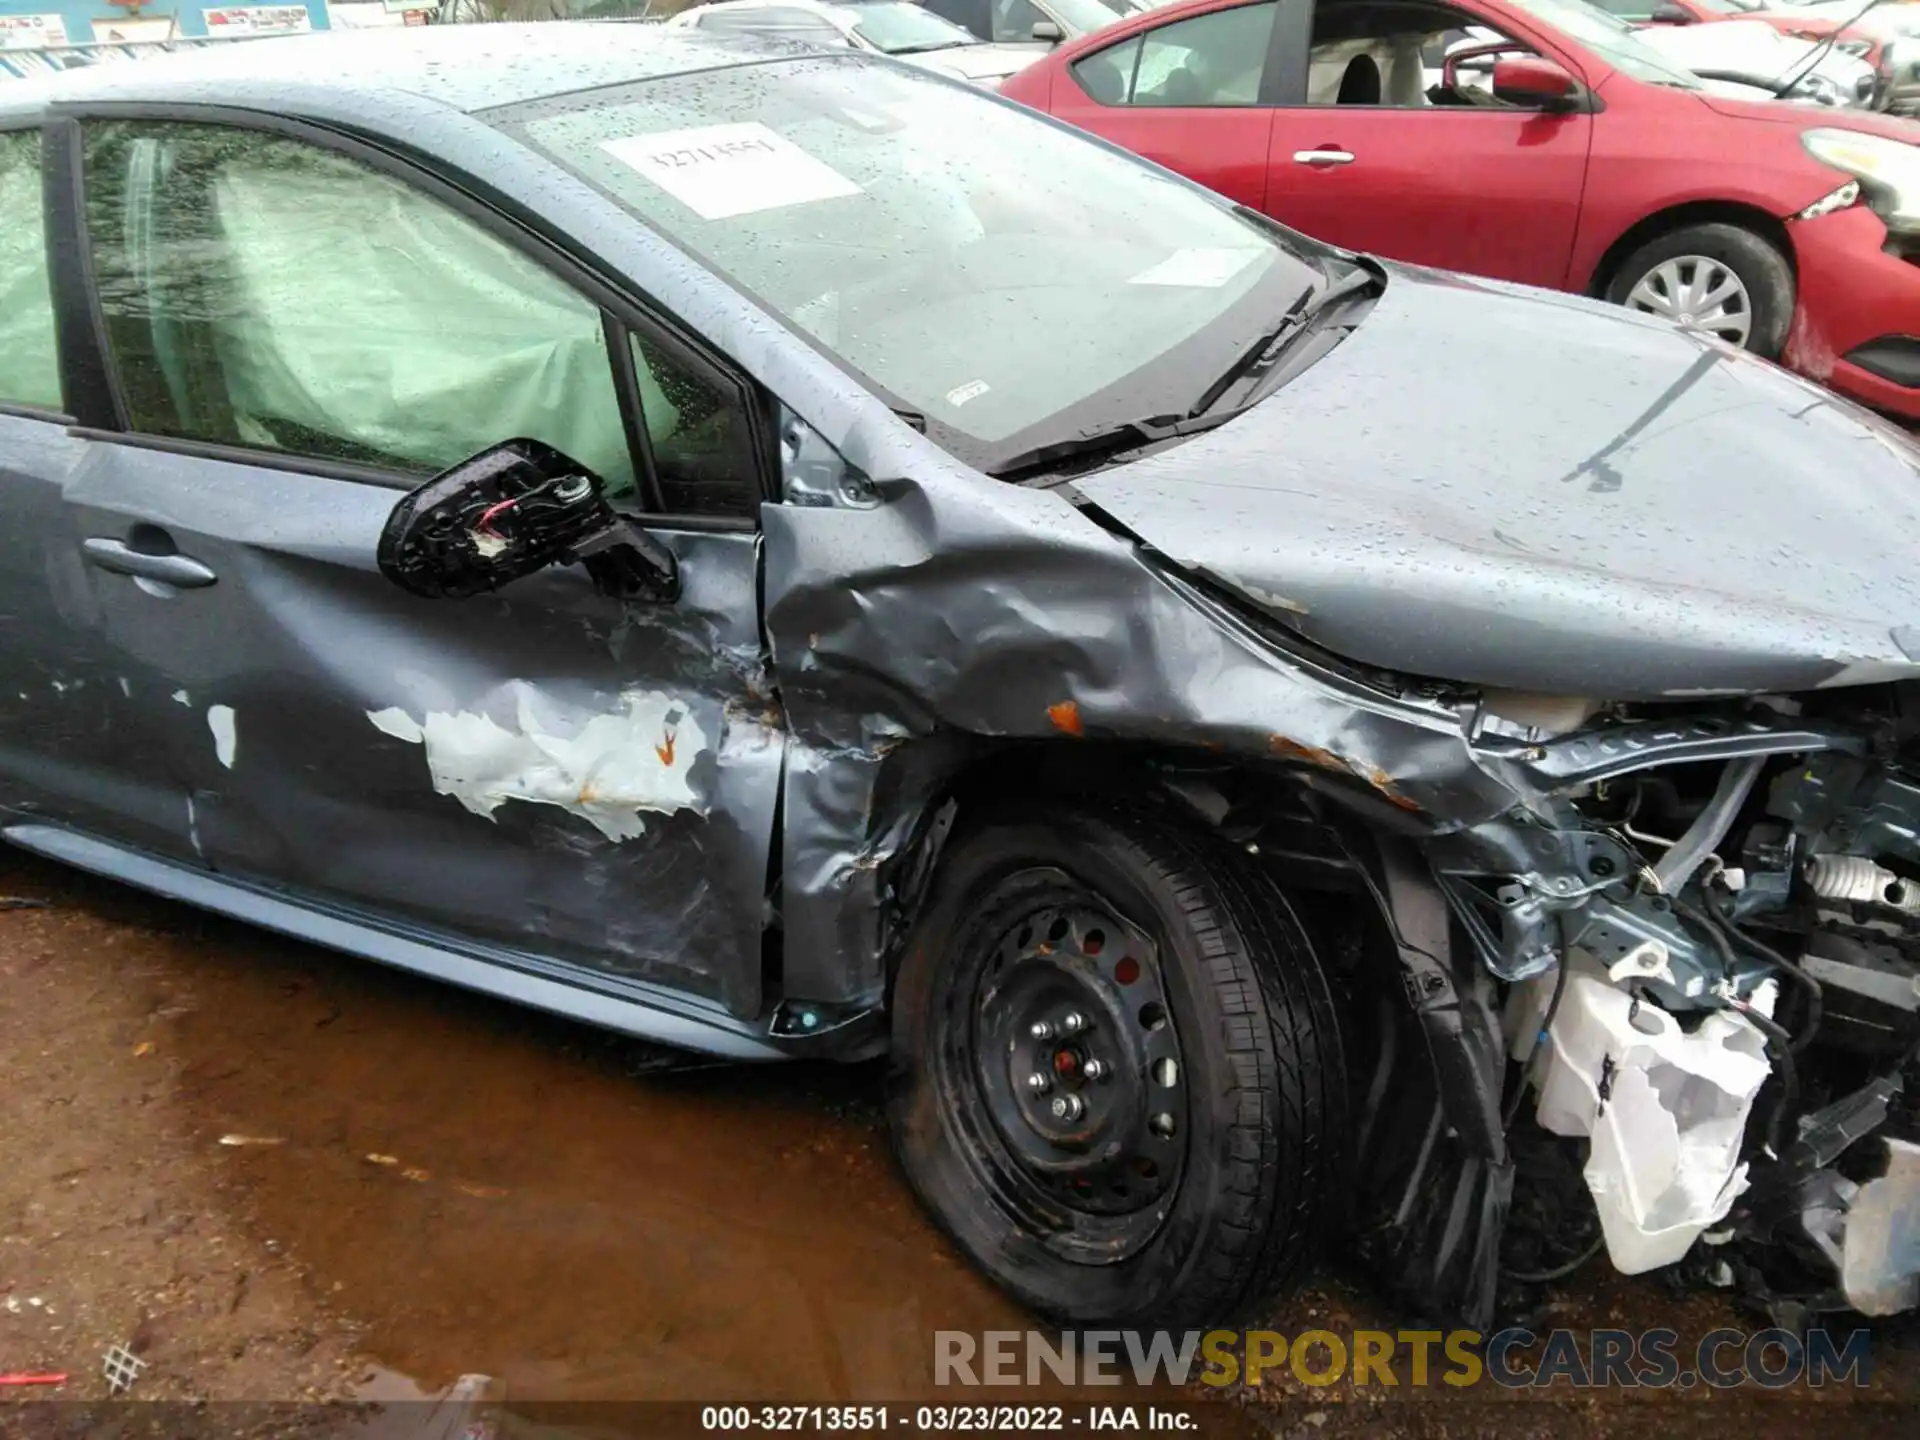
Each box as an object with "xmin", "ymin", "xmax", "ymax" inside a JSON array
[{"xmin": 377, "ymin": 438, "xmax": 679, "ymax": 603}]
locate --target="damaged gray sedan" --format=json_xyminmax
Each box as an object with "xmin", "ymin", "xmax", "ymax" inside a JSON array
[{"xmin": 2, "ymin": 21, "xmax": 1918, "ymax": 1331}]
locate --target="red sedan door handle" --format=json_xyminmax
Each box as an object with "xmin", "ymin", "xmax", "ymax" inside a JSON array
[{"xmin": 1293, "ymin": 147, "xmax": 1356, "ymax": 167}]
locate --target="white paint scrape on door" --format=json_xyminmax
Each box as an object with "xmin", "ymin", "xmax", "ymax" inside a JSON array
[
  {"xmin": 207, "ymin": 705, "xmax": 238, "ymax": 769},
  {"xmin": 366, "ymin": 686, "xmax": 709, "ymax": 843}
]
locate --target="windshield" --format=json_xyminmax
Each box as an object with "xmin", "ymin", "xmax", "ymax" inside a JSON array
[
  {"xmin": 499, "ymin": 56, "xmax": 1325, "ymax": 471},
  {"xmin": 1044, "ymin": 0, "xmax": 1140, "ymax": 33},
  {"xmin": 843, "ymin": 2, "xmax": 978, "ymax": 51},
  {"xmin": 1507, "ymin": 0, "xmax": 1707, "ymax": 86}
]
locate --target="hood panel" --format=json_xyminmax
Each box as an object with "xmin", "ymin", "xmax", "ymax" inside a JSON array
[
  {"xmin": 1637, "ymin": 17, "xmax": 1871, "ymax": 90},
  {"xmin": 1696, "ymin": 89, "xmax": 1920, "ymax": 134},
  {"xmin": 1077, "ymin": 265, "xmax": 1920, "ymax": 699}
]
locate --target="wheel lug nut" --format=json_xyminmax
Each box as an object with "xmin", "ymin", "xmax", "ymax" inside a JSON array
[
  {"xmin": 1081, "ymin": 1058, "xmax": 1108, "ymax": 1081},
  {"xmin": 1050, "ymin": 1094, "xmax": 1084, "ymax": 1121},
  {"xmin": 1060, "ymin": 1012, "xmax": 1087, "ymax": 1035},
  {"xmin": 1026, "ymin": 1071, "xmax": 1052, "ymax": 1095},
  {"xmin": 1029, "ymin": 1020, "xmax": 1054, "ymax": 1040}
]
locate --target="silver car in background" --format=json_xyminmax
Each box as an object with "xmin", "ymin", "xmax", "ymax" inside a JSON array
[{"xmin": 667, "ymin": 0, "xmax": 1049, "ymax": 84}]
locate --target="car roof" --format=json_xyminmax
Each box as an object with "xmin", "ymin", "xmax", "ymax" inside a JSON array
[{"xmin": 0, "ymin": 22, "xmax": 806, "ymax": 120}]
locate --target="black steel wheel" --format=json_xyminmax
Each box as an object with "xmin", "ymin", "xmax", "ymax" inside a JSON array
[
  {"xmin": 960, "ymin": 877, "xmax": 1189, "ymax": 1258},
  {"xmin": 887, "ymin": 800, "xmax": 1347, "ymax": 1325}
]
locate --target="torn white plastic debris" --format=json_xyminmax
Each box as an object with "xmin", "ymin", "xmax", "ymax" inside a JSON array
[
  {"xmin": 1842, "ymin": 1136, "xmax": 1920, "ymax": 1316},
  {"xmin": 367, "ymin": 686, "xmax": 708, "ymax": 843},
  {"xmin": 1521, "ymin": 961, "xmax": 1774, "ymax": 1273},
  {"xmin": 207, "ymin": 705, "xmax": 237, "ymax": 769}
]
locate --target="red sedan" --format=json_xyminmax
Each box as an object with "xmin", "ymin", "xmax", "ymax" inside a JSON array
[{"xmin": 998, "ymin": 0, "xmax": 1920, "ymax": 419}]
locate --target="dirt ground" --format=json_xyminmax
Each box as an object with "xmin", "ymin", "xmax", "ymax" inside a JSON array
[{"xmin": 1, "ymin": 844, "xmax": 1916, "ymax": 1438}]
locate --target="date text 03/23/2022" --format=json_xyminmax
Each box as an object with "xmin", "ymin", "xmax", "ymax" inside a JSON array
[{"xmin": 700, "ymin": 1406, "xmax": 1199, "ymax": 1432}]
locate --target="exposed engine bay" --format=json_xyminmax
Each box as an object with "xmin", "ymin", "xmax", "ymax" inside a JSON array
[{"xmin": 1256, "ymin": 684, "xmax": 1920, "ymax": 1331}]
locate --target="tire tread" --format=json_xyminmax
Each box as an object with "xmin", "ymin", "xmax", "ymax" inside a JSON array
[{"xmin": 901, "ymin": 798, "xmax": 1346, "ymax": 1324}]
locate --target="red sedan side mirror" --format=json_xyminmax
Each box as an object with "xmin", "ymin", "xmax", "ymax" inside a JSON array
[{"xmin": 1492, "ymin": 54, "xmax": 1581, "ymax": 109}]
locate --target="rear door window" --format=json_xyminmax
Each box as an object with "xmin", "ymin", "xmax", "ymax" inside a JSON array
[
  {"xmin": 1072, "ymin": 1, "xmax": 1276, "ymax": 106},
  {"xmin": 0, "ymin": 130, "xmax": 62, "ymax": 412}
]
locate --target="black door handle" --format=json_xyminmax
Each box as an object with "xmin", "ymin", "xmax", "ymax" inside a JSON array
[{"xmin": 82, "ymin": 537, "xmax": 218, "ymax": 589}]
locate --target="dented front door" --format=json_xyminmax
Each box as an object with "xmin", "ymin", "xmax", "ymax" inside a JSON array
[
  {"xmin": 67, "ymin": 442, "xmax": 781, "ymax": 1017},
  {"xmin": 58, "ymin": 112, "xmax": 783, "ymax": 1017}
]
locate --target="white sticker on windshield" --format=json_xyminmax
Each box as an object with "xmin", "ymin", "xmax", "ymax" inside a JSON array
[
  {"xmin": 1127, "ymin": 247, "xmax": 1263, "ymax": 288},
  {"xmin": 946, "ymin": 379, "xmax": 991, "ymax": 407},
  {"xmin": 602, "ymin": 122, "xmax": 862, "ymax": 221}
]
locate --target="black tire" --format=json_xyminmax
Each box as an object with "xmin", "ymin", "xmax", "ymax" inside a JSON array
[
  {"xmin": 886, "ymin": 800, "xmax": 1346, "ymax": 1326},
  {"xmin": 1604, "ymin": 222, "xmax": 1795, "ymax": 359}
]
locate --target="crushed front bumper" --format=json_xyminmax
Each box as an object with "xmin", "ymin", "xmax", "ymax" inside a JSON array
[{"xmin": 1785, "ymin": 204, "xmax": 1920, "ymax": 422}]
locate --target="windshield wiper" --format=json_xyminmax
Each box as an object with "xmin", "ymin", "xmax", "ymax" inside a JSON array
[
  {"xmin": 986, "ymin": 409, "xmax": 1242, "ymax": 482},
  {"xmin": 1186, "ymin": 257, "xmax": 1385, "ymax": 417},
  {"xmin": 888, "ymin": 40, "xmax": 969, "ymax": 54},
  {"xmin": 987, "ymin": 257, "xmax": 1385, "ymax": 482},
  {"xmin": 1772, "ymin": 0, "xmax": 1881, "ymax": 97}
]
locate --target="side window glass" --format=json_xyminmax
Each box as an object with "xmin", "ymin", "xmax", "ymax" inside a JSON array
[
  {"xmin": 80, "ymin": 121, "xmax": 636, "ymax": 494},
  {"xmin": 992, "ymin": 0, "xmax": 1045, "ymax": 42},
  {"xmin": 1308, "ymin": 2, "xmax": 1525, "ymax": 108},
  {"xmin": 698, "ymin": 7, "xmax": 851, "ymax": 44},
  {"xmin": 1075, "ymin": 36, "xmax": 1141, "ymax": 103},
  {"xmin": 1071, "ymin": 2, "xmax": 1274, "ymax": 107},
  {"xmin": 631, "ymin": 331, "xmax": 761, "ymax": 520},
  {"xmin": 0, "ymin": 131, "xmax": 62, "ymax": 412},
  {"xmin": 926, "ymin": 0, "xmax": 987, "ymax": 37}
]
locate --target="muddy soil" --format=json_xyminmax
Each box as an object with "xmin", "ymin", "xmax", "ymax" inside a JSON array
[{"xmin": 1, "ymin": 845, "xmax": 1915, "ymax": 1438}]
